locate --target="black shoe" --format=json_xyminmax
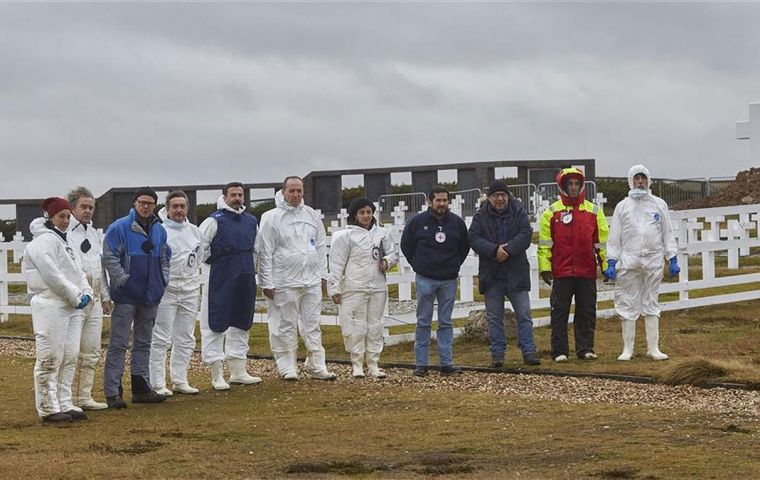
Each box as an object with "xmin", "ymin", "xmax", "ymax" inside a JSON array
[
  {"xmin": 440, "ymin": 365, "xmax": 463, "ymax": 376},
  {"xmin": 490, "ymin": 359, "xmax": 504, "ymax": 368},
  {"xmin": 412, "ymin": 366, "xmax": 429, "ymax": 377},
  {"xmin": 62, "ymin": 410, "xmax": 88, "ymax": 421},
  {"xmin": 523, "ymin": 353, "xmax": 541, "ymax": 366},
  {"xmin": 42, "ymin": 412, "xmax": 73, "ymax": 424},
  {"xmin": 106, "ymin": 396, "xmax": 127, "ymax": 409},
  {"xmin": 132, "ymin": 390, "xmax": 167, "ymax": 404}
]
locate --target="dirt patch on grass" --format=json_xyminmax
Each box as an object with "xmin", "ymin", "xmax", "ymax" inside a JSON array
[
  {"xmin": 285, "ymin": 459, "xmax": 389, "ymax": 475},
  {"xmin": 593, "ymin": 466, "xmax": 640, "ymax": 479},
  {"xmin": 89, "ymin": 440, "xmax": 166, "ymax": 455},
  {"xmin": 411, "ymin": 452, "xmax": 477, "ymax": 475}
]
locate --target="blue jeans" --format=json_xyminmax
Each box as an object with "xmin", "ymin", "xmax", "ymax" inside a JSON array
[
  {"xmin": 414, "ymin": 274, "xmax": 457, "ymax": 367},
  {"xmin": 484, "ymin": 279, "xmax": 536, "ymax": 360},
  {"xmin": 103, "ymin": 303, "xmax": 158, "ymax": 397}
]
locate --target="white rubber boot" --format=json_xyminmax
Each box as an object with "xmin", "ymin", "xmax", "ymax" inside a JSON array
[
  {"xmin": 645, "ymin": 315, "xmax": 669, "ymax": 360},
  {"xmin": 617, "ymin": 320, "xmax": 637, "ymax": 361},
  {"xmin": 154, "ymin": 387, "xmax": 173, "ymax": 396},
  {"xmin": 210, "ymin": 360, "xmax": 230, "ymax": 391},
  {"xmin": 275, "ymin": 350, "xmax": 299, "ymax": 381},
  {"xmin": 366, "ymin": 351, "xmax": 386, "ymax": 379},
  {"xmin": 350, "ymin": 352, "xmax": 365, "ymax": 378},
  {"xmin": 307, "ymin": 350, "xmax": 336, "ymax": 380},
  {"xmin": 228, "ymin": 358, "xmax": 262, "ymax": 385},
  {"xmin": 172, "ymin": 383, "xmax": 200, "ymax": 395}
]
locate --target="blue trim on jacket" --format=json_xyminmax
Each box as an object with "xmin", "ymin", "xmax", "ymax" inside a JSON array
[{"xmin": 102, "ymin": 209, "xmax": 170, "ymax": 305}]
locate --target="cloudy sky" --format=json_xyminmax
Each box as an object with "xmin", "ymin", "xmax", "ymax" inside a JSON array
[{"xmin": 1, "ymin": 2, "xmax": 759, "ymax": 202}]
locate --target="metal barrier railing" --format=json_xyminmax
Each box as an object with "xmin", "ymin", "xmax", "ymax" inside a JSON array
[
  {"xmin": 377, "ymin": 192, "xmax": 428, "ymax": 223},
  {"xmin": 707, "ymin": 176, "xmax": 736, "ymax": 196}
]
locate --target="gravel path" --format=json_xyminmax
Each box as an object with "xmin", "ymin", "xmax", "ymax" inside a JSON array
[{"xmin": 4, "ymin": 338, "xmax": 758, "ymax": 422}]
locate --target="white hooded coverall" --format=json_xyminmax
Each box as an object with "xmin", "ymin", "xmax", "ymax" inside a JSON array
[
  {"xmin": 65, "ymin": 216, "xmax": 110, "ymax": 408},
  {"xmin": 149, "ymin": 207, "xmax": 203, "ymax": 389},
  {"xmin": 199, "ymin": 196, "xmax": 253, "ymax": 363},
  {"xmin": 327, "ymin": 224, "xmax": 398, "ymax": 358},
  {"xmin": 255, "ymin": 190, "xmax": 329, "ymax": 377},
  {"xmin": 23, "ymin": 218, "xmax": 92, "ymax": 417},
  {"xmin": 607, "ymin": 165, "xmax": 678, "ymax": 321}
]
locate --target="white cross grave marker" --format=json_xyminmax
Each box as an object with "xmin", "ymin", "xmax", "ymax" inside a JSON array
[{"xmin": 737, "ymin": 102, "xmax": 760, "ymax": 165}]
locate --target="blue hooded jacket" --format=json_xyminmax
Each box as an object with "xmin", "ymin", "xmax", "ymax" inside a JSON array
[{"xmin": 102, "ymin": 209, "xmax": 170, "ymax": 305}]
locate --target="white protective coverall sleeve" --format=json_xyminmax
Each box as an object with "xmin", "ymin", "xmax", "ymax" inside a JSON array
[{"xmin": 327, "ymin": 229, "xmax": 351, "ymax": 297}]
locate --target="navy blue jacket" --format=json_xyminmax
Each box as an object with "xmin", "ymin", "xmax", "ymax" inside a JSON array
[
  {"xmin": 468, "ymin": 195, "xmax": 533, "ymax": 293},
  {"xmin": 400, "ymin": 209, "xmax": 469, "ymax": 280},
  {"xmin": 102, "ymin": 209, "xmax": 170, "ymax": 305}
]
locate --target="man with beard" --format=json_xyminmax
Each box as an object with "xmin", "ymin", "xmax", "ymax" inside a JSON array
[
  {"xmin": 199, "ymin": 182, "xmax": 261, "ymax": 390},
  {"xmin": 400, "ymin": 185, "xmax": 470, "ymax": 377}
]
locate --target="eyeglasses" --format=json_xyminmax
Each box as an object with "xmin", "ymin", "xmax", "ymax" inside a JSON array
[
  {"xmin": 80, "ymin": 238, "xmax": 91, "ymax": 254},
  {"xmin": 136, "ymin": 200, "xmax": 156, "ymax": 207}
]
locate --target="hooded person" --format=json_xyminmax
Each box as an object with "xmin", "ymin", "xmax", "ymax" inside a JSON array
[
  {"xmin": 328, "ymin": 197, "xmax": 399, "ymax": 378},
  {"xmin": 64, "ymin": 187, "xmax": 110, "ymax": 412},
  {"xmin": 604, "ymin": 164, "xmax": 679, "ymax": 361},
  {"xmin": 538, "ymin": 168, "xmax": 608, "ymax": 362},
  {"xmin": 199, "ymin": 182, "xmax": 261, "ymax": 390},
  {"xmin": 255, "ymin": 176, "xmax": 336, "ymax": 381},
  {"xmin": 23, "ymin": 197, "xmax": 93, "ymax": 423},
  {"xmin": 148, "ymin": 191, "xmax": 203, "ymax": 395}
]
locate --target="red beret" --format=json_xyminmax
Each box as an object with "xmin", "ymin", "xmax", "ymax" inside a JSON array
[{"xmin": 40, "ymin": 197, "xmax": 71, "ymax": 218}]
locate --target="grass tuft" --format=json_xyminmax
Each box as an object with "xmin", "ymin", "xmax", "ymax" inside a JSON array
[{"xmin": 657, "ymin": 358, "xmax": 728, "ymax": 386}]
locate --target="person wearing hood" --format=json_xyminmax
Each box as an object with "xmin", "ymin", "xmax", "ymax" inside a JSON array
[
  {"xmin": 400, "ymin": 185, "xmax": 470, "ymax": 377},
  {"xmin": 149, "ymin": 191, "xmax": 203, "ymax": 395},
  {"xmin": 199, "ymin": 182, "xmax": 261, "ymax": 390},
  {"xmin": 328, "ymin": 197, "xmax": 399, "ymax": 378},
  {"xmin": 23, "ymin": 197, "xmax": 93, "ymax": 423},
  {"xmin": 604, "ymin": 165, "xmax": 679, "ymax": 361},
  {"xmin": 63, "ymin": 187, "xmax": 110, "ymax": 412},
  {"xmin": 538, "ymin": 168, "xmax": 608, "ymax": 362},
  {"xmin": 102, "ymin": 187, "xmax": 171, "ymax": 408},
  {"xmin": 256, "ymin": 176, "xmax": 336, "ymax": 381},
  {"xmin": 468, "ymin": 180, "xmax": 540, "ymax": 367}
]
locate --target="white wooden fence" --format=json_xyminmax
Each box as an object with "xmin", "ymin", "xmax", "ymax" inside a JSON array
[{"xmin": 3, "ymin": 201, "xmax": 760, "ymax": 346}]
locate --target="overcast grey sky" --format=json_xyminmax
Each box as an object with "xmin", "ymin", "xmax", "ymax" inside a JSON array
[{"xmin": 1, "ymin": 2, "xmax": 759, "ymax": 201}]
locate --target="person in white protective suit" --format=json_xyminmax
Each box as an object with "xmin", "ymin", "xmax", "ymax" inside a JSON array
[
  {"xmin": 256, "ymin": 176, "xmax": 336, "ymax": 381},
  {"xmin": 328, "ymin": 197, "xmax": 399, "ymax": 379},
  {"xmin": 23, "ymin": 197, "xmax": 93, "ymax": 423},
  {"xmin": 199, "ymin": 182, "xmax": 261, "ymax": 391},
  {"xmin": 64, "ymin": 187, "xmax": 110, "ymax": 412},
  {"xmin": 149, "ymin": 191, "xmax": 203, "ymax": 395},
  {"xmin": 604, "ymin": 164, "xmax": 680, "ymax": 361}
]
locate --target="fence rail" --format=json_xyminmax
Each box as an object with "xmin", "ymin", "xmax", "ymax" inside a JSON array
[{"xmin": 4, "ymin": 202, "xmax": 760, "ymax": 345}]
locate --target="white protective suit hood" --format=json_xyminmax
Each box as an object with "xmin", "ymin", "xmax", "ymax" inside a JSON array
[
  {"xmin": 23, "ymin": 217, "xmax": 91, "ymax": 307},
  {"xmin": 158, "ymin": 207, "xmax": 202, "ymax": 291},
  {"xmin": 255, "ymin": 189, "xmax": 328, "ymax": 290},
  {"xmin": 217, "ymin": 194, "xmax": 246, "ymax": 214},
  {"xmin": 627, "ymin": 164, "xmax": 652, "ymax": 200}
]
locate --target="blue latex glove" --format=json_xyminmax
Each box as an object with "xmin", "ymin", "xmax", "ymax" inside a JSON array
[
  {"xmin": 603, "ymin": 259, "xmax": 617, "ymax": 280},
  {"xmin": 76, "ymin": 294, "xmax": 92, "ymax": 310},
  {"xmin": 669, "ymin": 257, "xmax": 680, "ymax": 278}
]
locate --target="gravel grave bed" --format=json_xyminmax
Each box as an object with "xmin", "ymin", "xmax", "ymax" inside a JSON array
[{"xmin": 4, "ymin": 338, "xmax": 759, "ymax": 423}]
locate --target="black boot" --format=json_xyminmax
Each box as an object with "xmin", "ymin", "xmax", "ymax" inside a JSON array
[
  {"xmin": 131, "ymin": 375, "xmax": 167, "ymax": 404},
  {"xmin": 106, "ymin": 384, "xmax": 127, "ymax": 409},
  {"xmin": 42, "ymin": 412, "xmax": 73, "ymax": 424}
]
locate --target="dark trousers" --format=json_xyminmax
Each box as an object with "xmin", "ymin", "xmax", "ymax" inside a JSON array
[{"xmin": 550, "ymin": 277, "xmax": 597, "ymax": 358}]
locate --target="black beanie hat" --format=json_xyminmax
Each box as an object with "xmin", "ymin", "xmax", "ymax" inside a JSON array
[
  {"xmin": 133, "ymin": 186, "xmax": 158, "ymax": 203},
  {"xmin": 347, "ymin": 197, "xmax": 375, "ymax": 219},
  {"xmin": 488, "ymin": 180, "xmax": 509, "ymax": 196}
]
